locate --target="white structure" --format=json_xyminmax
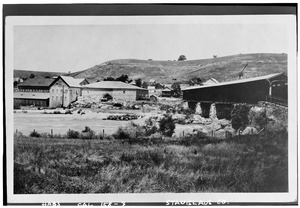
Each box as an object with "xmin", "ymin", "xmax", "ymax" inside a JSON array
[
  {"xmin": 49, "ymin": 76, "xmax": 89, "ymax": 108},
  {"xmin": 82, "ymin": 81, "xmax": 148, "ymax": 102}
]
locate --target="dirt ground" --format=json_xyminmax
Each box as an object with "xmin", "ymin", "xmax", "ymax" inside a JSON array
[{"xmin": 14, "ymin": 108, "xmax": 202, "ymax": 136}]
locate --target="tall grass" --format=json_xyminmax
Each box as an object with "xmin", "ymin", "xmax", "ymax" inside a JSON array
[{"xmin": 14, "ymin": 130, "xmax": 288, "ymax": 193}]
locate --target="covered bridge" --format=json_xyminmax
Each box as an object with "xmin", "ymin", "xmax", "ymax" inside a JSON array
[{"xmin": 183, "ymin": 73, "xmax": 287, "ymax": 106}]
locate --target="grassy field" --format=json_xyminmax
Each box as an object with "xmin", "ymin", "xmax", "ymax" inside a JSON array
[
  {"xmin": 70, "ymin": 53, "xmax": 287, "ymax": 83},
  {"xmin": 14, "ymin": 130, "xmax": 288, "ymax": 194}
]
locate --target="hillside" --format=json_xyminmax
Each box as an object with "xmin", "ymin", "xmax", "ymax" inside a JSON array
[
  {"xmin": 14, "ymin": 70, "xmax": 66, "ymax": 79},
  {"xmin": 69, "ymin": 53, "xmax": 287, "ymax": 84}
]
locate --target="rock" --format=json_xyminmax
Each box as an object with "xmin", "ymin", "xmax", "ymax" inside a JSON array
[
  {"xmin": 182, "ymin": 101, "xmax": 189, "ymax": 110},
  {"xmin": 249, "ymin": 106, "xmax": 267, "ymax": 130},
  {"xmin": 224, "ymin": 125, "xmax": 236, "ymax": 136},
  {"xmin": 208, "ymin": 120, "xmax": 222, "ymax": 131},
  {"xmin": 218, "ymin": 119, "xmax": 230, "ymax": 128},
  {"xmin": 241, "ymin": 126, "xmax": 258, "ymax": 135},
  {"xmin": 214, "ymin": 129, "xmax": 227, "ymax": 139},
  {"xmin": 192, "ymin": 115, "xmax": 206, "ymax": 124}
]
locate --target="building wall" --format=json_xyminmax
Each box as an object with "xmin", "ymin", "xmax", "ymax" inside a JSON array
[
  {"xmin": 82, "ymin": 89, "xmax": 112, "ymax": 102},
  {"xmin": 82, "ymin": 88, "xmax": 148, "ymax": 102},
  {"xmin": 112, "ymin": 90, "xmax": 136, "ymax": 101},
  {"xmin": 49, "ymin": 79, "xmax": 81, "ymax": 108},
  {"xmin": 136, "ymin": 89, "xmax": 148, "ymax": 100},
  {"xmin": 14, "ymin": 98, "xmax": 49, "ymax": 108}
]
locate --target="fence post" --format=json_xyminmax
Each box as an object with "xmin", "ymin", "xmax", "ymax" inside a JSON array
[
  {"xmin": 183, "ymin": 131, "xmax": 184, "ymax": 137},
  {"xmin": 211, "ymin": 130, "xmax": 214, "ymax": 137},
  {"xmin": 103, "ymin": 129, "xmax": 105, "ymax": 137},
  {"xmin": 251, "ymin": 128, "xmax": 253, "ymax": 135},
  {"xmin": 16, "ymin": 129, "xmax": 18, "ymax": 133},
  {"xmin": 51, "ymin": 129, "xmax": 53, "ymax": 138}
]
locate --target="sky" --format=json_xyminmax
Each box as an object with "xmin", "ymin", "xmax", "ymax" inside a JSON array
[{"xmin": 13, "ymin": 17, "xmax": 288, "ymax": 73}]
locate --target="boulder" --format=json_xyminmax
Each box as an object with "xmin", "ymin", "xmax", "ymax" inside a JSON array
[
  {"xmin": 224, "ymin": 125, "xmax": 236, "ymax": 136},
  {"xmin": 241, "ymin": 126, "xmax": 258, "ymax": 135},
  {"xmin": 182, "ymin": 101, "xmax": 189, "ymax": 110},
  {"xmin": 218, "ymin": 119, "xmax": 230, "ymax": 128},
  {"xmin": 214, "ymin": 129, "xmax": 227, "ymax": 139},
  {"xmin": 248, "ymin": 106, "xmax": 267, "ymax": 130},
  {"xmin": 192, "ymin": 115, "xmax": 206, "ymax": 124}
]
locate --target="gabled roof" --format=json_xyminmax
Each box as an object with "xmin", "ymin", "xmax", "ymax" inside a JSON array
[
  {"xmin": 18, "ymin": 77, "xmax": 54, "ymax": 87},
  {"xmin": 82, "ymin": 81, "xmax": 148, "ymax": 90},
  {"xmin": 183, "ymin": 73, "xmax": 285, "ymax": 91},
  {"xmin": 50, "ymin": 76, "xmax": 88, "ymax": 88}
]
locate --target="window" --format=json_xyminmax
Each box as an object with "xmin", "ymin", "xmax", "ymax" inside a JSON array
[
  {"xmin": 123, "ymin": 91, "xmax": 125, "ymax": 94},
  {"xmin": 52, "ymin": 89, "xmax": 54, "ymax": 92}
]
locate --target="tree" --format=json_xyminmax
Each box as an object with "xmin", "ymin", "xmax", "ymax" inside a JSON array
[
  {"xmin": 189, "ymin": 77, "xmax": 203, "ymax": 86},
  {"xmin": 135, "ymin": 78, "xmax": 142, "ymax": 87},
  {"xmin": 29, "ymin": 73, "xmax": 35, "ymax": 79},
  {"xmin": 178, "ymin": 55, "xmax": 187, "ymax": 61},
  {"xmin": 142, "ymin": 81, "xmax": 148, "ymax": 89},
  {"xmin": 104, "ymin": 77, "xmax": 115, "ymax": 81},
  {"xmin": 171, "ymin": 83, "xmax": 181, "ymax": 97},
  {"xmin": 159, "ymin": 114, "xmax": 176, "ymax": 137},
  {"xmin": 116, "ymin": 74, "xmax": 130, "ymax": 83},
  {"xmin": 103, "ymin": 93, "xmax": 113, "ymax": 101}
]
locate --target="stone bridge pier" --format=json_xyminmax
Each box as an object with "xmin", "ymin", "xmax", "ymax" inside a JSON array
[{"xmin": 188, "ymin": 101, "xmax": 234, "ymax": 120}]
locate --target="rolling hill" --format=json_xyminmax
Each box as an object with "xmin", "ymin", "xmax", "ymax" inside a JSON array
[
  {"xmin": 14, "ymin": 70, "xmax": 66, "ymax": 79},
  {"xmin": 69, "ymin": 53, "xmax": 287, "ymax": 84}
]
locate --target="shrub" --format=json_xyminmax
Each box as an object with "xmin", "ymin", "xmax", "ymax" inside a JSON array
[
  {"xmin": 159, "ymin": 114, "xmax": 176, "ymax": 137},
  {"xmin": 113, "ymin": 122, "xmax": 145, "ymax": 141},
  {"xmin": 181, "ymin": 108, "xmax": 195, "ymax": 116},
  {"xmin": 80, "ymin": 126, "xmax": 96, "ymax": 140},
  {"xmin": 143, "ymin": 117, "xmax": 158, "ymax": 136},
  {"xmin": 231, "ymin": 104, "xmax": 251, "ymax": 131},
  {"xmin": 29, "ymin": 130, "xmax": 41, "ymax": 138},
  {"xmin": 113, "ymin": 122, "xmax": 145, "ymax": 140},
  {"xmin": 67, "ymin": 130, "xmax": 80, "ymax": 139},
  {"xmin": 53, "ymin": 111, "xmax": 61, "ymax": 114}
]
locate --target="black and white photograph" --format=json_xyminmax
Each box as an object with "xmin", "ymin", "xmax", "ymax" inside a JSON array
[{"xmin": 3, "ymin": 4, "xmax": 298, "ymax": 206}]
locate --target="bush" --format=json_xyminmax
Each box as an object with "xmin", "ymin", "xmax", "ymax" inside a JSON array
[
  {"xmin": 67, "ymin": 130, "xmax": 80, "ymax": 139},
  {"xmin": 29, "ymin": 130, "xmax": 41, "ymax": 138},
  {"xmin": 80, "ymin": 126, "xmax": 96, "ymax": 140},
  {"xmin": 143, "ymin": 117, "xmax": 158, "ymax": 136},
  {"xmin": 113, "ymin": 122, "xmax": 145, "ymax": 141},
  {"xmin": 159, "ymin": 114, "xmax": 176, "ymax": 137},
  {"xmin": 231, "ymin": 104, "xmax": 251, "ymax": 131}
]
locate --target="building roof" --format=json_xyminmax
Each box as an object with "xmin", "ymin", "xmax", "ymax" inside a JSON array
[
  {"xmin": 59, "ymin": 76, "xmax": 87, "ymax": 88},
  {"xmin": 18, "ymin": 77, "xmax": 54, "ymax": 87},
  {"xmin": 203, "ymin": 78, "xmax": 219, "ymax": 85},
  {"xmin": 183, "ymin": 73, "xmax": 285, "ymax": 91},
  {"xmin": 82, "ymin": 81, "xmax": 148, "ymax": 90},
  {"xmin": 162, "ymin": 88, "xmax": 171, "ymax": 92},
  {"xmin": 14, "ymin": 92, "xmax": 50, "ymax": 99}
]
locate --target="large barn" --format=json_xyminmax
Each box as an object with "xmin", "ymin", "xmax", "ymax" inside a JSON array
[
  {"xmin": 182, "ymin": 73, "xmax": 287, "ymax": 106},
  {"xmin": 82, "ymin": 81, "xmax": 148, "ymax": 102},
  {"xmin": 14, "ymin": 77, "xmax": 54, "ymax": 108},
  {"xmin": 49, "ymin": 76, "xmax": 89, "ymax": 108}
]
